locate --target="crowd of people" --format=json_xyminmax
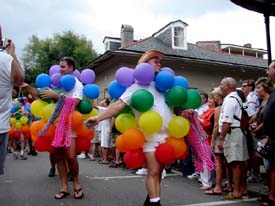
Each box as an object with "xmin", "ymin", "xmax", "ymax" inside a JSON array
[{"xmin": 0, "ymin": 39, "xmax": 275, "ymax": 206}]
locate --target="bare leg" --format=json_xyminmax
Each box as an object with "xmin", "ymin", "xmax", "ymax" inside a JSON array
[
  {"xmin": 144, "ymin": 152, "xmax": 164, "ymax": 199},
  {"xmin": 231, "ymin": 161, "xmax": 242, "ymax": 197},
  {"xmin": 66, "ymin": 138, "xmax": 83, "ymax": 198},
  {"xmin": 213, "ymin": 154, "xmax": 223, "ymax": 192},
  {"xmin": 55, "ymin": 148, "xmax": 69, "ymax": 196}
]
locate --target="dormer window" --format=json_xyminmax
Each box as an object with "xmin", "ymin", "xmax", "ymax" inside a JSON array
[{"xmin": 173, "ymin": 26, "xmax": 185, "ymax": 49}]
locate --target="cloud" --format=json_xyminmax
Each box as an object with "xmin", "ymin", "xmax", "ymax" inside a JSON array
[{"xmin": 0, "ymin": 0, "xmax": 274, "ymax": 60}]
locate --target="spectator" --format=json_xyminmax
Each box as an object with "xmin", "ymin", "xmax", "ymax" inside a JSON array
[
  {"xmin": 262, "ymin": 61, "xmax": 275, "ymax": 206},
  {"xmin": 0, "ymin": 39, "xmax": 24, "ymax": 175},
  {"xmin": 218, "ymin": 77, "xmax": 249, "ymax": 200}
]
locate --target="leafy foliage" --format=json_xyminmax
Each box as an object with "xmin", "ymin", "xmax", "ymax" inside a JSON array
[{"xmin": 22, "ymin": 31, "xmax": 98, "ymax": 84}]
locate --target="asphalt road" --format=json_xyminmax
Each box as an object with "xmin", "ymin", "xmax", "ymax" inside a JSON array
[{"xmin": 0, "ymin": 152, "xmax": 260, "ymax": 206}]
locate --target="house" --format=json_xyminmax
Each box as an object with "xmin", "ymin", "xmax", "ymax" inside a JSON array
[{"xmin": 85, "ymin": 20, "xmax": 268, "ymax": 99}]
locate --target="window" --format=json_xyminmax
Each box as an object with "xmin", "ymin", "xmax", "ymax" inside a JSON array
[{"xmin": 173, "ymin": 27, "xmax": 184, "ymax": 48}]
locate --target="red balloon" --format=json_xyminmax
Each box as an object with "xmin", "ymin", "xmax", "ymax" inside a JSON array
[
  {"xmin": 76, "ymin": 136, "xmax": 91, "ymax": 153},
  {"xmin": 124, "ymin": 149, "xmax": 145, "ymax": 169},
  {"xmin": 34, "ymin": 136, "xmax": 53, "ymax": 152},
  {"xmin": 155, "ymin": 143, "xmax": 176, "ymax": 164},
  {"xmin": 12, "ymin": 131, "xmax": 21, "ymax": 140},
  {"xmin": 23, "ymin": 130, "xmax": 31, "ymax": 140}
]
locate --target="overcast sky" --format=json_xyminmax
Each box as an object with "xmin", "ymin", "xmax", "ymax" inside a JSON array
[{"xmin": 1, "ymin": 0, "xmax": 274, "ymax": 61}]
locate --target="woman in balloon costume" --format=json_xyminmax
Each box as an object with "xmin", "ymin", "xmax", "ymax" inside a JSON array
[{"xmin": 86, "ymin": 50, "xmax": 211, "ymax": 206}]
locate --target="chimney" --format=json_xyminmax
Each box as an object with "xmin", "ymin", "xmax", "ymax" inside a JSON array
[
  {"xmin": 121, "ymin": 24, "xmax": 134, "ymax": 47},
  {"xmin": 244, "ymin": 43, "xmax": 252, "ymax": 48}
]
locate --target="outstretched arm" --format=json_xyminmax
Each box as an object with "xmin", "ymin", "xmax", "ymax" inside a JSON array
[{"xmin": 86, "ymin": 99, "xmax": 127, "ymax": 125}]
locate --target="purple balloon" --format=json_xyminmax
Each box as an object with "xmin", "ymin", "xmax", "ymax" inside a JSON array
[
  {"xmin": 50, "ymin": 73, "xmax": 62, "ymax": 88},
  {"xmin": 80, "ymin": 69, "xmax": 95, "ymax": 84},
  {"xmin": 133, "ymin": 63, "xmax": 154, "ymax": 85},
  {"xmin": 115, "ymin": 67, "xmax": 134, "ymax": 87},
  {"xmin": 160, "ymin": 67, "xmax": 175, "ymax": 76},
  {"xmin": 49, "ymin": 65, "xmax": 61, "ymax": 76},
  {"xmin": 73, "ymin": 69, "xmax": 81, "ymax": 80}
]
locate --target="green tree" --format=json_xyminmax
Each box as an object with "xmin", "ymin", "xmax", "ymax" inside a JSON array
[{"xmin": 22, "ymin": 31, "xmax": 98, "ymax": 84}]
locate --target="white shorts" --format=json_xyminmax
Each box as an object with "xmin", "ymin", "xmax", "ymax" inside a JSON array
[
  {"xmin": 143, "ymin": 140, "xmax": 165, "ymax": 152},
  {"xmin": 100, "ymin": 130, "xmax": 112, "ymax": 148}
]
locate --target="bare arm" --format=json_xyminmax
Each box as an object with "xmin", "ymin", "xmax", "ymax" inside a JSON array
[
  {"xmin": 86, "ymin": 99, "xmax": 127, "ymax": 125},
  {"xmin": 6, "ymin": 40, "xmax": 24, "ymax": 86},
  {"xmin": 211, "ymin": 106, "xmax": 220, "ymax": 146}
]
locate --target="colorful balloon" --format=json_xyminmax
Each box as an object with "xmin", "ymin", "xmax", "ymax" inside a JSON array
[
  {"xmin": 168, "ymin": 116, "xmax": 190, "ymax": 138},
  {"xmin": 122, "ymin": 128, "xmax": 146, "ymax": 150},
  {"xmin": 83, "ymin": 84, "xmax": 100, "ymax": 99},
  {"xmin": 36, "ymin": 73, "xmax": 51, "ymax": 88},
  {"xmin": 30, "ymin": 100, "xmax": 48, "ymax": 118},
  {"xmin": 130, "ymin": 89, "xmax": 154, "ymax": 112},
  {"xmin": 155, "ymin": 143, "xmax": 176, "ymax": 164},
  {"xmin": 77, "ymin": 99, "xmax": 93, "ymax": 114},
  {"xmin": 173, "ymin": 76, "xmax": 189, "ymax": 89},
  {"xmin": 134, "ymin": 63, "xmax": 155, "ymax": 85},
  {"xmin": 138, "ymin": 111, "xmax": 162, "ymax": 135},
  {"xmin": 165, "ymin": 136, "xmax": 188, "ymax": 159},
  {"xmin": 124, "ymin": 149, "xmax": 145, "ymax": 169},
  {"xmin": 49, "ymin": 65, "xmax": 61, "ymax": 76},
  {"xmin": 183, "ymin": 89, "xmax": 202, "ymax": 109},
  {"xmin": 155, "ymin": 70, "xmax": 174, "ymax": 92},
  {"xmin": 115, "ymin": 113, "xmax": 137, "ymax": 133},
  {"xmin": 165, "ymin": 86, "xmax": 187, "ymax": 108},
  {"xmin": 108, "ymin": 80, "xmax": 127, "ymax": 99},
  {"xmin": 115, "ymin": 67, "xmax": 134, "ymax": 86},
  {"xmin": 60, "ymin": 75, "xmax": 76, "ymax": 91},
  {"xmin": 80, "ymin": 69, "xmax": 95, "ymax": 84}
]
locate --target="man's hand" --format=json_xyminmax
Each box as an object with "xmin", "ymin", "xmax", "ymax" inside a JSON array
[
  {"xmin": 84, "ymin": 116, "xmax": 100, "ymax": 129},
  {"xmin": 39, "ymin": 88, "xmax": 59, "ymax": 100},
  {"xmin": 217, "ymin": 139, "xmax": 224, "ymax": 150}
]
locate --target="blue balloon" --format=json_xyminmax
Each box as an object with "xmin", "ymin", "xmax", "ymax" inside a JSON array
[
  {"xmin": 60, "ymin": 75, "xmax": 76, "ymax": 91},
  {"xmin": 83, "ymin": 84, "xmax": 100, "ymax": 99},
  {"xmin": 173, "ymin": 76, "xmax": 189, "ymax": 89},
  {"xmin": 36, "ymin": 73, "xmax": 51, "ymax": 88},
  {"xmin": 108, "ymin": 80, "xmax": 127, "ymax": 99},
  {"xmin": 155, "ymin": 70, "xmax": 174, "ymax": 92}
]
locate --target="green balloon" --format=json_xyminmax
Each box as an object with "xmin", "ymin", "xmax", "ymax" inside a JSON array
[
  {"xmin": 182, "ymin": 89, "xmax": 202, "ymax": 109},
  {"xmin": 130, "ymin": 89, "xmax": 154, "ymax": 112},
  {"xmin": 15, "ymin": 113, "xmax": 22, "ymax": 120},
  {"xmin": 165, "ymin": 86, "xmax": 187, "ymax": 108},
  {"xmin": 77, "ymin": 99, "xmax": 93, "ymax": 114},
  {"xmin": 14, "ymin": 104, "xmax": 22, "ymax": 112}
]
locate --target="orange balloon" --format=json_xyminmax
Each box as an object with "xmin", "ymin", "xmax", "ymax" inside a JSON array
[
  {"xmin": 21, "ymin": 125, "xmax": 30, "ymax": 134},
  {"xmin": 67, "ymin": 111, "xmax": 84, "ymax": 131},
  {"xmin": 115, "ymin": 135, "xmax": 128, "ymax": 152},
  {"xmin": 123, "ymin": 128, "xmax": 146, "ymax": 150},
  {"xmin": 165, "ymin": 136, "xmax": 188, "ymax": 159},
  {"xmin": 43, "ymin": 124, "xmax": 56, "ymax": 137},
  {"xmin": 76, "ymin": 124, "xmax": 94, "ymax": 138}
]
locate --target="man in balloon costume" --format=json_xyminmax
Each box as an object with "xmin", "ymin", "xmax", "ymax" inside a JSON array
[{"xmin": 21, "ymin": 57, "xmax": 85, "ymax": 199}]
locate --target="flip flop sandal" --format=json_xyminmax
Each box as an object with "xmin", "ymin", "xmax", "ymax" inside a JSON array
[
  {"xmin": 54, "ymin": 191, "xmax": 70, "ymax": 199},
  {"xmin": 204, "ymin": 189, "xmax": 222, "ymax": 195},
  {"xmin": 74, "ymin": 188, "xmax": 84, "ymax": 199}
]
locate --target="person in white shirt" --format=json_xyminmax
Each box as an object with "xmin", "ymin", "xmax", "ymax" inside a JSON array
[
  {"xmin": 0, "ymin": 39, "xmax": 24, "ymax": 175},
  {"xmin": 218, "ymin": 77, "xmax": 249, "ymax": 200}
]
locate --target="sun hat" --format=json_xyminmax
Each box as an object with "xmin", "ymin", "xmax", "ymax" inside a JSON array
[{"xmin": 137, "ymin": 50, "xmax": 164, "ymax": 65}]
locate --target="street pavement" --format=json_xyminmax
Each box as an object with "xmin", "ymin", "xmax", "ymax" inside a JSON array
[{"xmin": 0, "ymin": 152, "xmax": 265, "ymax": 206}]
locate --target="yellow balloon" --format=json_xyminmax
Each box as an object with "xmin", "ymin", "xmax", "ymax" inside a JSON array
[
  {"xmin": 138, "ymin": 110, "xmax": 162, "ymax": 135},
  {"xmin": 10, "ymin": 117, "xmax": 16, "ymax": 125},
  {"xmin": 15, "ymin": 121, "xmax": 22, "ymax": 129},
  {"xmin": 168, "ymin": 116, "xmax": 190, "ymax": 138},
  {"xmin": 30, "ymin": 99, "xmax": 48, "ymax": 118},
  {"xmin": 115, "ymin": 113, "xmax": 137, "ymax": 133},
  {"xmin": 82, "ymin": 108, "xmax": 99, "ymax": 120},
  {"xmin": 42, "ymin": 103, "xmax": 56, "ymax": 120},
  {"xmin": 20, "ymin": 116, "xmax": 28, "ymax": 125}
]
